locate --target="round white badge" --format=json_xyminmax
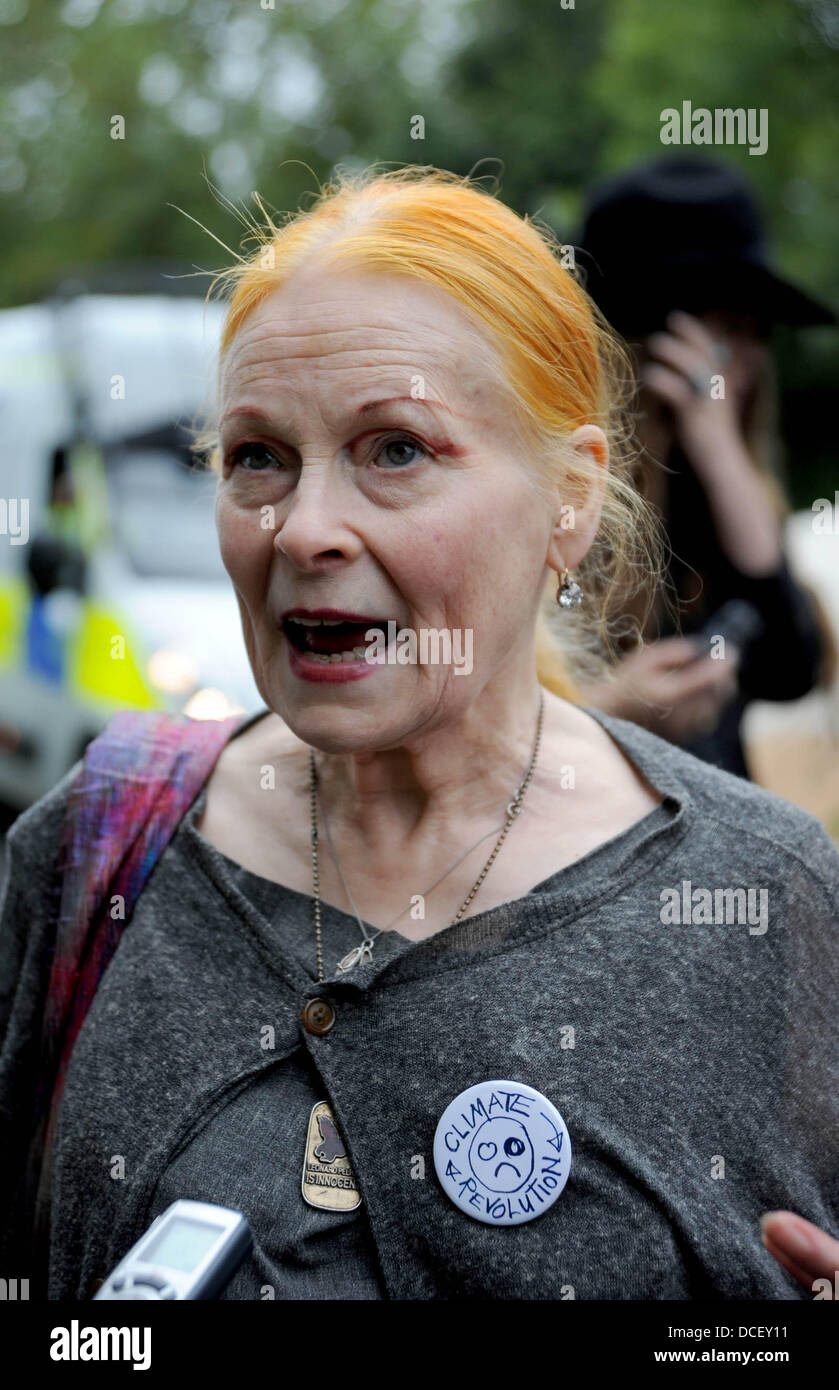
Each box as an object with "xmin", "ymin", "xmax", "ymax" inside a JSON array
[{"xmin": 433, "ymin": 1080, "xmax": 571, "ymax": 1226}]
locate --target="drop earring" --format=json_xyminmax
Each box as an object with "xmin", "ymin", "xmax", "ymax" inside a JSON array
[{"xmin": 556, "ymin": 568, "xmax": 583, "ymax": 609}]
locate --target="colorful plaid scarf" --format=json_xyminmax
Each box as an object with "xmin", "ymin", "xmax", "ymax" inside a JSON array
[{"xmin": 27, "ymin": 706, "xmax": 248, "ymax": 1277}]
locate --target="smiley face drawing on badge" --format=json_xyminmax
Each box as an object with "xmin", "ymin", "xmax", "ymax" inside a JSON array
[{"xmin": 468, "ymin": 1117, "xmax": 535, "ymax": 1193}]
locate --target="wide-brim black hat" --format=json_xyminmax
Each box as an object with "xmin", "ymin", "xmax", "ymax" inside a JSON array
[{"xmin": 576, "ymin": 157, "xmax": 836, "ymax": 337}]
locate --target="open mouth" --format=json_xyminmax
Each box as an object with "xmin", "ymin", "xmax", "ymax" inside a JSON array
[{"xmin": 282, "ymin": 615, "xmax": 395, "ymax": 664}]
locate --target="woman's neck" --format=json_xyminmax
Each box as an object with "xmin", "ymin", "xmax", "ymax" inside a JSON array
[{"xmin": 310, "ymin": 680, "xmax": 548, "ymax": 856}]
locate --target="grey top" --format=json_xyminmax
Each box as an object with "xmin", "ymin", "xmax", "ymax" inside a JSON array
[{"xmin": 1, "ymin": 705, "xmax": 838, "ymax": 1301}]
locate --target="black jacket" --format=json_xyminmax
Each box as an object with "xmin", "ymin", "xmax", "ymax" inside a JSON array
[{"xmin": 656, "ymin": 446, "xmax": 825, "ymax": 778}]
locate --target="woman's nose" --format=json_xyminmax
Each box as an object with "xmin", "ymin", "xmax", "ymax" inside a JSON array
[{"xmin": 273, "ymin": 469, "xmax": 364, "ymax": 570}]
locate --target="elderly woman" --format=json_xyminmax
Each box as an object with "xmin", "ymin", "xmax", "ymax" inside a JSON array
[{"xmin": 1, "ymin": 166, "xmax": 838, "ymax": 1302}]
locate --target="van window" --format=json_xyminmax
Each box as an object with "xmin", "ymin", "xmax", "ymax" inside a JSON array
[{"xmin": 105, "ymin": 449, "xmax": 226, "ymax": 581}]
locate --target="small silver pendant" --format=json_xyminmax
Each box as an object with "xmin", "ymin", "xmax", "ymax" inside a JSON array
[
  {"xmin": 335, "ymin": 939, "xmax": 375, "ymax": 975},
  {"xmin": 558, "ymin": 577, "xmax": 583, "ymax": 608}
]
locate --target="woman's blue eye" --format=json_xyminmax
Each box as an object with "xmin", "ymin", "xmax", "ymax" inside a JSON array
[
  {"xmin": 229, "ymin": 443, "xmax": 281, "ymax": 471},
  {"xmin": 376, "ymin": 435, "xmax": 426, "ymax": 468}
]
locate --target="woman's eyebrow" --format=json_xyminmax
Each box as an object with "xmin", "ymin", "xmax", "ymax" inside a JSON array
[
  {"xmin": 356, "ymin": 395, "xmax": 455, "ymax": 416},
  {"xmin": 220, "ymin": 395, "xmax": 456, "ymax": 433},
  {"xmin": 219, "ymin": 405, "xmax": 278, "ymax": 432}
]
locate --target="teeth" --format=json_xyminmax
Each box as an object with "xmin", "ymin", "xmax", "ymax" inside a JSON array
[{"xmin": 302, "ymin": 648, "xmax": 367, "ymax": 664}]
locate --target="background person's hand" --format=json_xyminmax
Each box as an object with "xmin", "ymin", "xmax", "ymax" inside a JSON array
[
  {"xmin": 761, "ymin": 1211, "xmax": 839, "ymax": 1298},
  {"xmin": 640, "ymin": 310, "xmax": 745, "ymax": 463},
  {"xmin": 583, "ymin": 637, "xmax": 740, "ymax": 744},
  {"xmin": 637, "ymin": 309, "xmax": 784, "ymax": 576}
]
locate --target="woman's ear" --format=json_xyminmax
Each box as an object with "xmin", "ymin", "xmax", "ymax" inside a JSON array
[{"xmin": 545, "ymin": 424, "xmax": 609, "ymax": 573}]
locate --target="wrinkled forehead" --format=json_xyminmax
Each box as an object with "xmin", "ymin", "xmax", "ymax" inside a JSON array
[{"xmin": 218, "ymin": 267, "xmax": 511, "ymax": 424}]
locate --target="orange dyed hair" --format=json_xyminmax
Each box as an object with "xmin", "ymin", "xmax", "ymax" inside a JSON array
[{"xmin": 192, "ymin": 164, "xmax": 663, "ymax": 696}]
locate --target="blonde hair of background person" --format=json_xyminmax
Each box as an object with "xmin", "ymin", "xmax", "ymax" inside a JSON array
[{"xmin": 190, "ymin": 164, "xmax": 666, "ymax": 702}]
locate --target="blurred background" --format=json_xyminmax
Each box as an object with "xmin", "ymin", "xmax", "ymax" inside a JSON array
[{"xmin": 0, "ymin": 0, "xmax": 837, "ymax": 843}]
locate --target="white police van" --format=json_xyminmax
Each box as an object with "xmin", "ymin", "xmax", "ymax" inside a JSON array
[{"xmin": 0, "ymin": 280, "xmax": 261, "ymax": 811}]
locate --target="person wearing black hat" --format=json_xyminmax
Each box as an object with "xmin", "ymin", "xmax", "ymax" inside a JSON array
[{"xmin": 575, "ymin": 156, "xmax": 836, "ymax": 779}]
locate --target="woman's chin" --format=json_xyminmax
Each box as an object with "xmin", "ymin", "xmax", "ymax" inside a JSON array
[
  {"xmin": 260, "ymin": 688, "xmax": 411, "ymax": 754},
  {"xmin": 284, "ymin": 715, "xmax": 405, "ymax": 756}
]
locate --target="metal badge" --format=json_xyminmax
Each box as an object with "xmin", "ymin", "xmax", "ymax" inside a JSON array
[{"xmin": 302, "ymin": 1101, "xmax": 363, "ymax": 1212}]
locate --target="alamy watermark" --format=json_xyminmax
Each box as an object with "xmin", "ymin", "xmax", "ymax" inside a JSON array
[
  {"xmin": 812, "ymin": 492, "xmax": 839, "ymax": 533},
  {"xmin": 0, "ymin": 497, "xmax": 29, "ymax": 545},
  {"xmin": 50, "ymin": 1320, "xmax": 151, "ymax": 1370},
  {"xmin": 660, "ymin": 102, "xmax": 768, "ymax": 156},
  {"xmin": 365, "ymin": 624, "xmax": 473, "ymax": 675},
  {"xmin": 660, "ymin": 879, "xmax": 769, "ymax": 935}
]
